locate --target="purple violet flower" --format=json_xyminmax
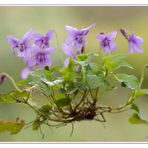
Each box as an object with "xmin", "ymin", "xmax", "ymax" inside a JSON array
[
  {"xmin": 97, "ymin": 32, "xmax": 117, "ymax": 54},
  {"xmin": 32, "ymin": 30, "xmax": 54, "ymax": 48},
  {"xmin": 128, "ymin": 33, "xmax": 144, "ymax": 54},
  {"xmin": 120, "ymin": 28, "xmax": 144, "ymax": 54},
  {"xmin": 65, "ymin": 23, "xmax": 96, "ymax": 53},
  {"xmin": 25, "ymin": 45, "xmax": 55, "ymax": 70},
  {"xmin": 6, "ymin": 29, "xmax": 32, "ymax": 57},
  {"xmin": 62, "ymin": 44, "xmax": 76, "ymax": 67}
]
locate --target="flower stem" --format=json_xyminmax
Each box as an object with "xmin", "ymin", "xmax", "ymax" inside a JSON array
[
  {"xmin": 2, "ymin": 72, "xmax": 21, "ymax": 92},
  {"xmin": 115, "ymin": 95, "xmax": 134, "ymax": 110},
  {"xmin": 54, "ymin": 31, "xmax": 64, "ymax": 63},
  {"xmin": 139, "ymin": 65, "xmax": 146, "ymax": 87}
]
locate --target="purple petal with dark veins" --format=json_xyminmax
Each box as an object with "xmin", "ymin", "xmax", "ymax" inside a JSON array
[
  {"xmin": 32, "ymin": 34, "xmax": 44, "ymax": 47},
  {"xmin": 128, "ymin": 33, "xmax": 144, "ymax": 54},
  {"xmin": 97, "ymin": 31, "xmax": 117, "ymax": 54},
  {"xmin": 97, "ymin": 33, "xmax": 105, "ymax": 42},
  {"xmin": 65, "ymin": 23, "xmax": 95, "ymax": 50},
  {"xmin": 6, "ymin": 35, "xmax": 19, "ymax": 54}
]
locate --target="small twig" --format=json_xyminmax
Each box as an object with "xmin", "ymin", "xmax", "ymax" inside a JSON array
[{"xmin": 54, "ymin": 30, "xmax": 64, "ymax": 63}]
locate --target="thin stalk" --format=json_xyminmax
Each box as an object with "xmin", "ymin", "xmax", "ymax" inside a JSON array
[
  {"xmin": 110, "ymin": 107, "xmax": 130, "ymax": 114},
  {"xmin": 74, "ymin": 90, "xmax": 87, "ymax": 109},
  {"xmin": 89, "ymin": 90, "xmax": 95, "ymax": 101},
  {"xmin": 54, "ymin": 31, "xmax": 64, "ymax": 63},
  {"xmin": 114, "ymin": 95, "xmax": 134, "ymax": 111},
  {"xmin": 2, "ymin": 73, "xmax": 21, "ymax": 92},
  {"xmin": 95, "ymin": 87, "xmax": 99, "ymax": 100},
  {"xmin": 139, "ymin": 65, "xmax": 146, "ymax": 87}
]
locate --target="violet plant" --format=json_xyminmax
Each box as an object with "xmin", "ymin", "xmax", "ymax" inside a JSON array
[{"xmin": 0, "ymin": 24, "xmax": 148, "ymax": 138}]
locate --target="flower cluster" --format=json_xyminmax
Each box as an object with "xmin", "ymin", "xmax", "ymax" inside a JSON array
[
  {"xmin": 6, "ymin": 24, "xmax": 144, "ymax": 79},
  {"xmin": 6, "ymin": 29, "xmax": 55, "ymax": 79}
]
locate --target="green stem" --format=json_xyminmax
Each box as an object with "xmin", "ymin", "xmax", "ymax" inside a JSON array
[
  {"xmin": 74, "ymin": 90, "xmax": 87, "ymax": 109},
  {"xmin": 98, "ymin": 47, "xmax": 102, "ymax": 64},
  {"xmin": 139, "ymin": 65, "xmax": 146, "ymax": 87},
  {"xmin": 50, "ymin": 87, "xmax": 67, "ymax": 115},
  {"xmin": 2, "ymin": 73, "xmax": 21, "ymax": 92},
  {"xmin": 54, "ymin": 31, "xmax": 64, "ymax": 63},
  {"xmin": 95, "ymin": 87, "xmax": 99, "ymax": 100},
  {"xmin": 89, "ymin": 90, "xmax": 95, "ymax": 100},
  {"xmin": 115, "ymin": 95, "xmax": 134, "ymax": 110}
]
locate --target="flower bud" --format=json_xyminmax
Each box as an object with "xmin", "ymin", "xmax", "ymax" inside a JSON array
[
  {"xmin": 0, "ymin": 74, "xmax": 7, "ymax": 85},
  {"xmin": 120, "ymin": 28, "xmax": 129, "ymax": 40}
]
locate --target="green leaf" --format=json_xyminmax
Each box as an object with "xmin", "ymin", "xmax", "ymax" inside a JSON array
[
  {"xmin": 75, "ymin": 53, "xmax": 97, "ymax": 66},
  {"xmin": 134, "ymin": 89, "xmax": 148, "ymax": 98},
  {"xmin": 86, "ymin": 74, "xmax": 108, "ymax": 89},
  {"xmin": 16, "ymin": 80, "xmax": 28, "ymax": 87},
  {"xmin": 75, "ymin": 60, "xmax": 89, "ymax": 66},
  {"xmin": 41, "ymin": 78, "xmax": 63, "ymax": 86},
  {"xmin": 0, "ymin": 90, "xmax": 29, "ymax": 104},
  {"xmin": 38, "ymin": 105, "xmax": 51, "ymax": 116},
  {"xmin": 0, "ymin": 118, "xmax": 25, "ymax": 134},
  {"xmin": 55, "ymin": 94, "xmax": 70, "ymax": 107},
  {"xmin": 89, "ymin": 63, "xmax": 104, "ymax": 75},
  {"xmin": 0, "ymin": 93, "xmax": 15, "ymax": 103},
  {"xmin": 115, "ymin": 74, "xmax": 140, "ymax": 90},
  {"xmin": 65, "ymin": 88, "xmax": 78, "ymax": 95},
  {"xmin": 129, "ymin": 113, "xmax": 148, "ymax": 125},
  {"xmin": 60, "ymin": 58, "xmax": 77, "ymax": 81},
  {"xmin": 13, "ymin": 90, "xmax": 30, "ymax": 101},
  {"xmin": 76, "ymin": 53, "xmax": 90, "ymax": 61},
  {"xmin": 55, "ymin": 98, "xmax": 70, "ymax": 107},
  {"xmin": 26, "ymin": 70, "xmax": 52, "ymax": 96},
  {"xmin": 103, "ymin": 54, "xmax": 133, "ymax": 71},
  {"xmin": 131, "ymin": 103, "xmax": 139, "ymax": 113},
  {"xmin": 32, "ymin": 104, "xmax": 51, "ymax": 131}
]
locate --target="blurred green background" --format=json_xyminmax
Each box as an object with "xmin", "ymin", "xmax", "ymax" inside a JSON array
[{"xmin": 0, "ymin": 6, "xmax": 148, "ymax": 142}]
